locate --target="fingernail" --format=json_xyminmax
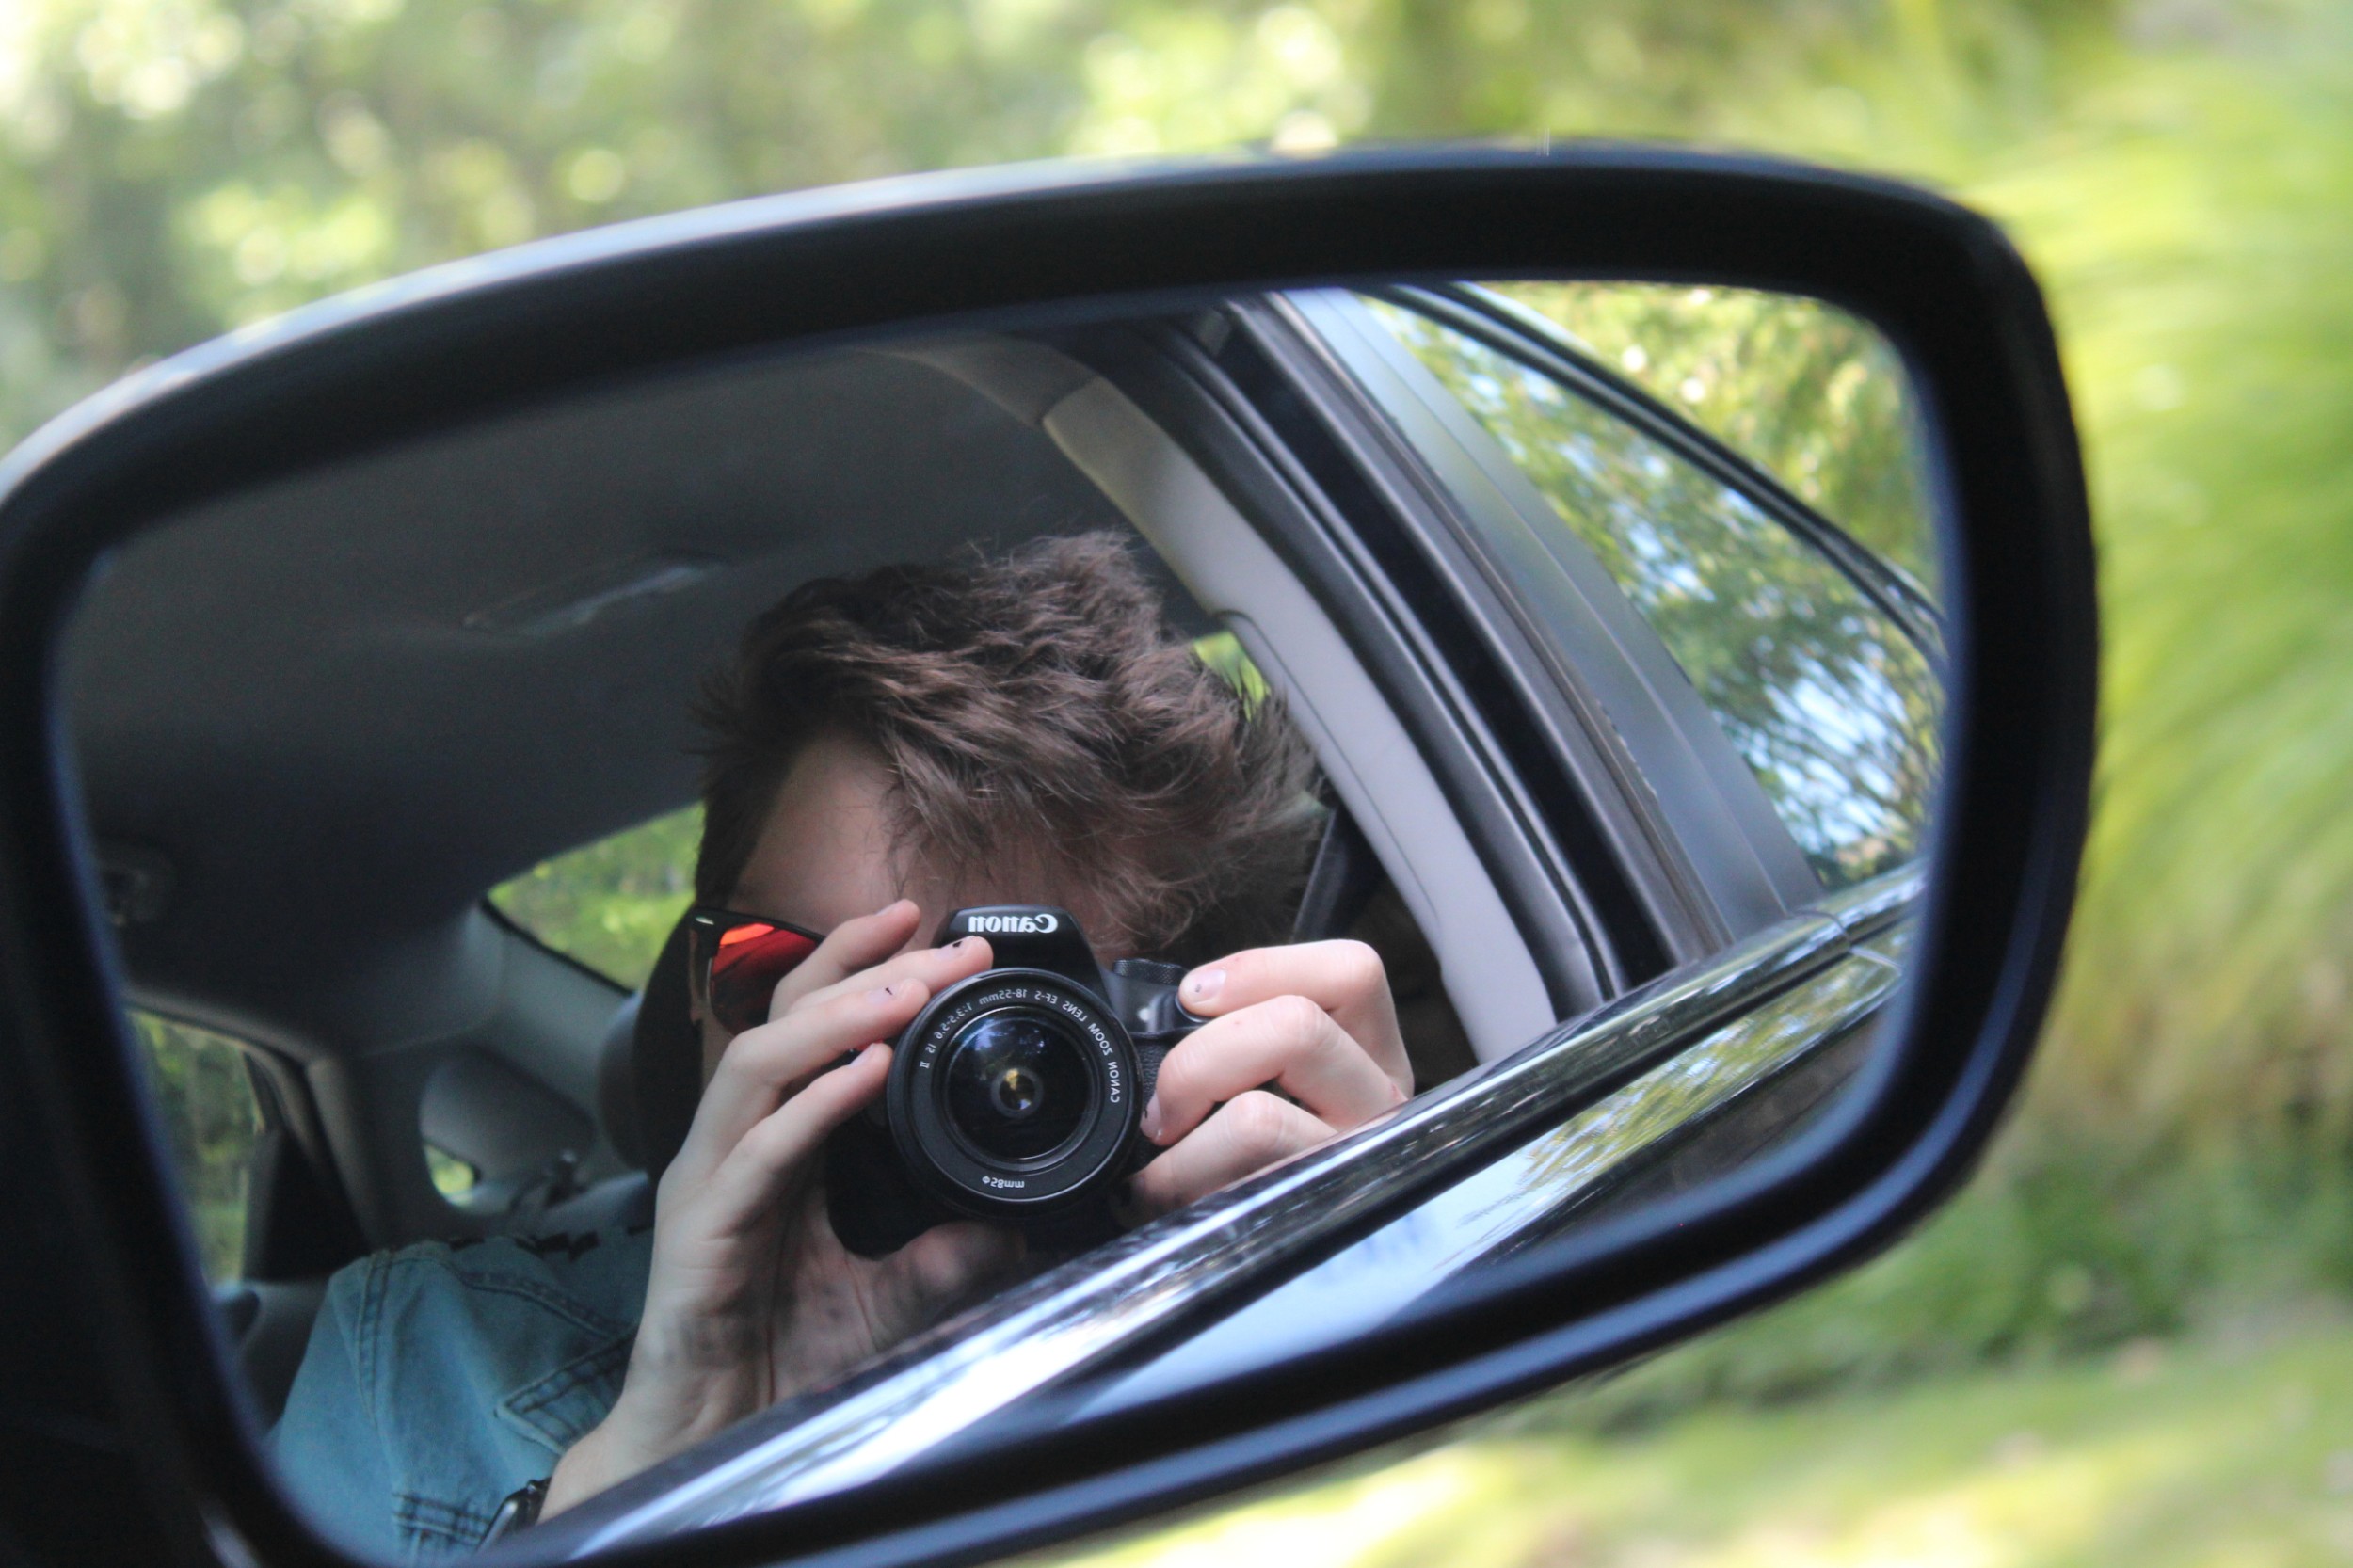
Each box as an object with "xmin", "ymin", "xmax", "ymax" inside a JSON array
[
  {"xmin": 1139, "ymin": 1096, "xmax": 1163, "ymax": 1142},
  {"xmin": 860, "ymin": 1042, "xmax": 889, "ymax": 1064},
  {"xmin": 866, "ymin": 981, "xmax": 899, "ymax": 1004},
  {"xmin": 952, "ymin": 936, "xmax": 978, "ymax": 952},
  {"xmin": 1182, "ymin": 968, "xmax": 1225, "ymax": 1006}
]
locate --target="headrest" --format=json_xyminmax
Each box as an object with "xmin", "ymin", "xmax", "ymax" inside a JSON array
[{"xmin": 629, "ymin": 913, "xmax": 705, "ymax": 1180}]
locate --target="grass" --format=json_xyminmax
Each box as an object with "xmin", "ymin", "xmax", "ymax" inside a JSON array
[{"xmin": 1042, "ymin": 1316, "xmax": 2353, "ymax": 1568}]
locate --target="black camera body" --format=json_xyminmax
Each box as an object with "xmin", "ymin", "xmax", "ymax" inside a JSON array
[{"xmin": 826, "ymin": 905, "xmax": 1208, "ymax": 1258}]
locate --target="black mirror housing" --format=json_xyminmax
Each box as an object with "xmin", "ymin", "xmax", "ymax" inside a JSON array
[{"xmin": 0, "ymin": 148, "xmax": 2092, "ymax": 1568}]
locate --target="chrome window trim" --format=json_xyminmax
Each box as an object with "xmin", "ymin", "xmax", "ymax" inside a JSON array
[
  {"xmin": 1277, "ymin": 286, "xmax": 1823, "ymax": 937},
  {"xmin": 549, "ymin": 864, "xmax": 1923, "ymax": 1554},
  {"xmin": 1063, "ymin": 939, "xmax": 1897, "ymax": 1413},
  {"xmin": 1817, "ymin": 857, "xmax": 1926, "ymax": 945}
]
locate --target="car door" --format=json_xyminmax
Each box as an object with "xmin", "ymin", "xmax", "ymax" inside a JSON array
[{"xmin": 1044, "ymin": 285, "xmax": 1943, "ymax": 1392}]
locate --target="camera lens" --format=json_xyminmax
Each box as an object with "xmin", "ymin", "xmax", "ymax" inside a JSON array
[{"xmin": 942, "ymin": 1012, "xmax": 1092, "ymax": 1163}]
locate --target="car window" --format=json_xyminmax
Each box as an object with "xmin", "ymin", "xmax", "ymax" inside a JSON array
[
  {"xmin": 424, "ymin": 1142, "xmax": 481, "ymax": 1201},
  {"xmin": 1363, "ymin": 297, "xmax": 1943, "ymax": 889},
  {"xmin": 1477, "ymin": 281, "xmax": 1941, "ymax": 598},
  {"xmin": 488, "ymin": 805, "xmax": 702, "ymax": 988},
  {"xmin": 131, "ymin": 1011, "xmax": 260, "ymax": 1284}
]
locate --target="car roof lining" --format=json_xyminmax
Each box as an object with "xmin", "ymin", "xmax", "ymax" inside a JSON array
[
  {"xmin": 65, "ymin": 319, "xmax": 1559, "ymax": 1255},
  {"xmin": 65, "ymin": 340, "xmax": 1155, "ymax": 1054},
  {"xmin": 67, "ymin": 320, "xmax": 1551, "ymax": 1085}
]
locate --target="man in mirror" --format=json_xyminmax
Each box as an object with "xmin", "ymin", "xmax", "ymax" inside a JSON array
[{"xmin": 268, "ymin": 534, "xmax": 1416, "ymax": 1556}]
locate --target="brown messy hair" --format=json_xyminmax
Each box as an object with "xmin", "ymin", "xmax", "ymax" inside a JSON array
[{"xmin": 692, "ymin": 533, "xmax": 1321, "ymax": 961}]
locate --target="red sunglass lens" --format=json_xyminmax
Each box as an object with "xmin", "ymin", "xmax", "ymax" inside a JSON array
[{"xmin": 707, "ymin": 922, "xmax": 819, "ymax": 1034}]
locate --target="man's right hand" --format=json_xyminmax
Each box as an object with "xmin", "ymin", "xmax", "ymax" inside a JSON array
[{"xmin": 544, "ymin": 902, "xmax": 1023, "ymax": 1516}]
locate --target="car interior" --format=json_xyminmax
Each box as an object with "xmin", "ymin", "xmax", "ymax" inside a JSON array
[{"xmin": 63, "ymin": 312, "xmax": 1551, "ymax": 1430}]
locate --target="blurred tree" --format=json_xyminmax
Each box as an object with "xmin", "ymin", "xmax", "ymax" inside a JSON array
[{"xmin": 0, "ymin": 0, "xmax": 2111, "ymax": 439}]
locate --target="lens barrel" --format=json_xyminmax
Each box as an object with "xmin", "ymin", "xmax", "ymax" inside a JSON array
[
  {"xmin": 941, "ymin": 1012, "xmax": 1091, "ymax": 1163},
  {"xmin": 886, "ymin": 968, "xmax": 1142, "ymax": 1216}
]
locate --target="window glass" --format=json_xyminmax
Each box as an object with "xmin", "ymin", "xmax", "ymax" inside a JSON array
[
  {"xmin": 424, "ymin": 1143, "xmax": 479, "ymax": 1199},
  {"xmin": 1366, "ymin": 297, "xmax": 1942, "ymax": 888},
  {"xmin": 488, "ymin": 805, "xmax": 701, "ymax": 987},
  {"xmin": 131, "ymin": 1010, "xmax": 260, "ymax": 1284},
  {"xmin": 1481, "ymin": 282, "xmax": 1939, "ymax": 597},
  {"xmin": 1193, "ymin": 629, "xmax": 1271, "ymax": 709}
]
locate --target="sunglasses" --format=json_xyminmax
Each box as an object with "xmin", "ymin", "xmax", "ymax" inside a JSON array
[{"xmin": 686, "ymin": 905, "xmax": 825, "ymax": 1036}]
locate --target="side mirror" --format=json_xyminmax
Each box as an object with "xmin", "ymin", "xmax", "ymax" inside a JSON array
[{"xmin": 0, "ymin": 150, "xmax": 2091, "ymax": 1568}]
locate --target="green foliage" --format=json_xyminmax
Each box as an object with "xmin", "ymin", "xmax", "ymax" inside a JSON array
[
  {"xmin": 1194, "ymin": 630, "xmax": 1270, "ymax": 710},
  {"xmin": 1369, "ymin": 294, "xmax": 1942, "ymax": 887},
  {"xmin": 1059, "ymin": 1322, "xmax": 2353, "ymax": 1568},
  {"xmin": 1482, "ymin": 282, "xmax": 1937, "ymax": 594},
  {"xmin": 489, "ymin": 804, "xmax": 700, "ymax": 986},
  {"xmin": 1530, "ymin": 1138, "xmax": 2353, "ymax": 1432},
  {"xmin": 131, "ymin": 1009, "xmax": 258, "ymax": 1283},
  {"xmin": 424, "ymin": 1142, "xmax": 478, "ymax": 1197},
  {"xmin": 1981, "ymin": 34, "xmax": 2353, "ymax": 1159},
  {"xmin": 0, "ymin": 0, "xmax": 2108, "ymax": 442}
]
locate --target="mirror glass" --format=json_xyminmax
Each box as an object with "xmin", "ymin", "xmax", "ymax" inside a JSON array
[{"xmin": 61, "ymin": 278, "xmax": 1939, "ymax": 1559}]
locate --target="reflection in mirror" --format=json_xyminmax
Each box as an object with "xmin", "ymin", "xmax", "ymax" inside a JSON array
[
  {"xmin": 61, "ymin": 280, "xmax": 1940, "ymax": 1559},
  {"xmin": 1356, "ymin": 286, "xmax": 1942, "ymax": 888}
]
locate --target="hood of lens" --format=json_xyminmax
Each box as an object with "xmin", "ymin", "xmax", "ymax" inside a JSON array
[{"xmin": 885, "ymin": 968, "xmax": 1141, "ymax": 1216}]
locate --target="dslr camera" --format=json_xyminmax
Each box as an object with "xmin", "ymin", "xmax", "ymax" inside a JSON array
[{"xmin": 826, "ymin": 905, "xmax": 1208, "ymax": 1257}]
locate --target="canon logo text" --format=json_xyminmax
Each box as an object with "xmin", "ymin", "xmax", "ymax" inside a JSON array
[{"xmin": 969, "ymin": 912, "xmax": 1058, "ymax": 936}]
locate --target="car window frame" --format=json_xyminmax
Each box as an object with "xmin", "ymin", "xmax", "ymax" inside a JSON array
[
  {"xmin": 1263, "ymin": 290, "xmax": 1816, "ymax": 950},
  {"xmin": 1334, "ymin": 285, "xmax": 1946, "ymax": 901},
  {"xmin": 1400, "ymin": 283, "xmax": 1945, "ymax": 660},
  {"xmin": 1048, "ymin": 315, "xmax": 1623, "ymax": 1013},
  {"xmin": 1286, "ymin": 284, "xmax": 1949, "ymax": 926},
  {"xmin": 1181, "ymin": 301, "xmax": 1697, "ymax": 982}
]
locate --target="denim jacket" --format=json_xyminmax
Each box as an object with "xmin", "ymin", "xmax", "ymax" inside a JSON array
[{"xmin": 268, "ymin": 1224, "xmax": 652, "ymax": 1561}]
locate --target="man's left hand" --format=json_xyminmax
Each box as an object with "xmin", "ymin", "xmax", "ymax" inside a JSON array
[{"xmin": 1127, "ymin": 940, "xmax": 1411, "ymax": 1216}]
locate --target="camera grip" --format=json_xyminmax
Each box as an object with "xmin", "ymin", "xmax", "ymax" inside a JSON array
[
  {"xmin": 1132, "ymin": 1037, "xmax": 1169, "ymax": 1111},
  {"xmin": 824, "ymin": 1112, "xmax": 958, "ymax": 1258}
]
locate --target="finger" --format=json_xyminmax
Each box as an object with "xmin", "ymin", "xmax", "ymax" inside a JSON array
[
  {"xmin": 787, "ymin": 934, "xmax": 994, "ymax": 1018},
  {"xmin": 765, "ymin": 900, "xmax": 924, "ymax": 1017},
  {"xmin": 695, "ymin": 1044, "xmax": 895, "ymax": 1236},
  {"xmin": 1141, "ymin": 995, "xmax": 1406, "ymax": 1146},
  {"xmin": 1177, "ymin": 941, "xmax": 1410, "ymax": 1091},
  {"xmin": 1127, "ymin": 1091, "xmax": 1334, "ymax": 1218},
  {"xmin": 670, "ymin": 978, "xmax": 928, "ymax": 1188}
]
